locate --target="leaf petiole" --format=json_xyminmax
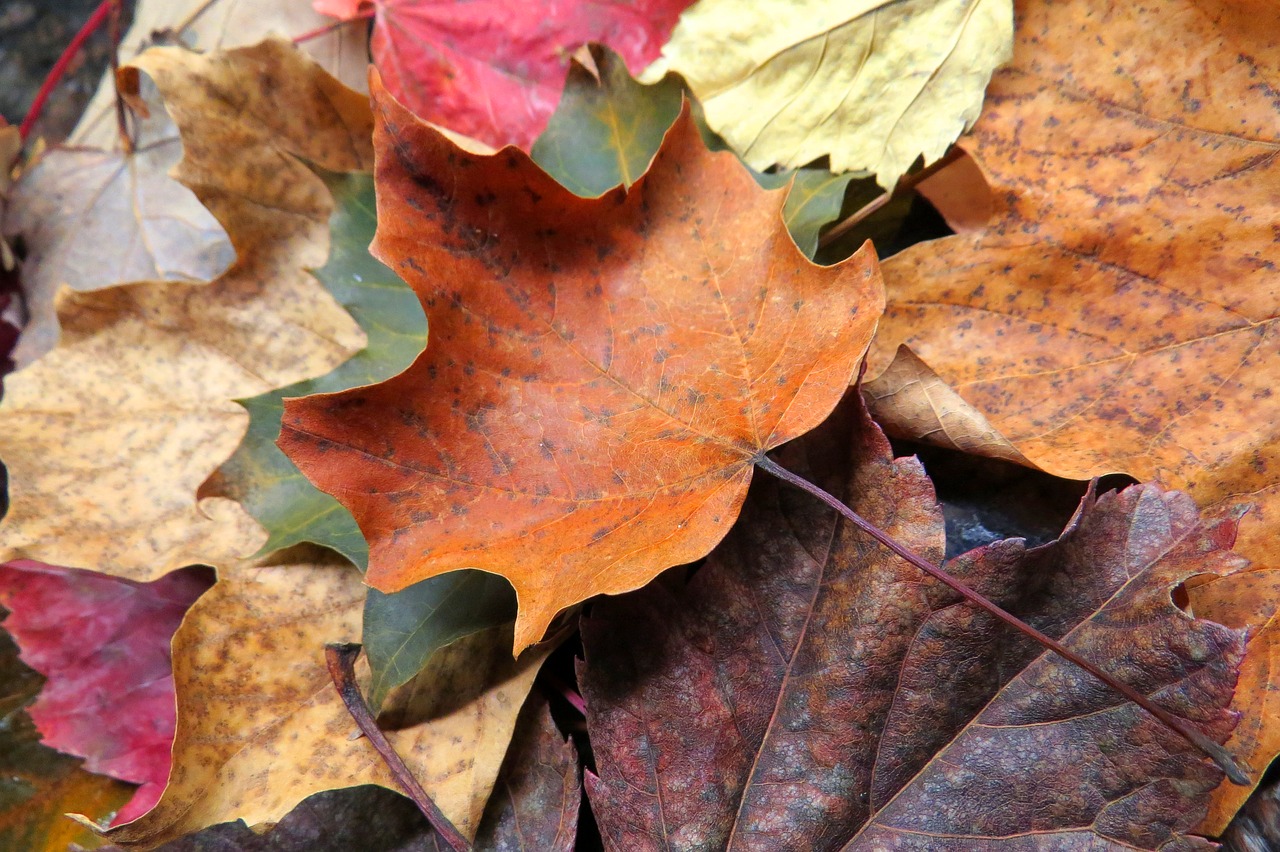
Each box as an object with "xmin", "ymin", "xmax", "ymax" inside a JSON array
[{"xmin": 752, "ymin": 452, "xmax": 1251, "ymax": 786}]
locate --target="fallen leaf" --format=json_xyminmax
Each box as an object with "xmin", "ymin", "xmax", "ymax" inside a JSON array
[
  {"xmin": 97, "ymin": 548, "xmax": 549, "ymax": 848},
  {"xmin": 4, "ymin": 111, "xmax": 233, "ymax": 366},
  {"xmin": 865, "ymin": 0, "xmax": 1280, "ymax": 823},
  {"xmin": 0, "ymin": 40, "xmax": 373, "ymax": 579},
  {"xmin": 644, "ymin": 0, "xmax": 1013, "ymax": 185},
  {"xmin": 0, "ymin": 616, "xmax": 133, "ymax": 851},
  {"xmin": 472, "ymin": 692, "xmax": 580, "ymax": 852},
  {"xmin": 279, "ymin": 77, "xmax": 884, "ymax": 652},
  {"xmin": 71, "ymin": 0, "xmax": 371, "ymax": 149},
  {"xmin": 580, "ymin": 392, "xmax": 1246, "ymax": 850},
  {"xmin": 0, "ymin": 562, "xmax": 212, "ymax": 824},
  {"xmin": 316, "ymin": 0, "xmax": 691, "ymax": 149},
  {"xmin": 530, "ymin": 44, "xmax": 857, "ymax": 258}
]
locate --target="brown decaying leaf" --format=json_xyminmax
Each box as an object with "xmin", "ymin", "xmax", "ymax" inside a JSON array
[
  {"xmin": 0, "ymin": 39, "xmax": 373, "ymax": 579},
  {"xmin": 280, "ymin": 75, "xmax": 884, "ymax": 653},
  {"xmin": 865, "ymin": 0, "xmax": 1280, "ymax": 825},
  {"xmin": 581, "ymin": 392, "xmax": 1245, "ymax": 850},
  {"xmin": 97, "ymin": 547, "xmax": 548, "ymax": 849}
]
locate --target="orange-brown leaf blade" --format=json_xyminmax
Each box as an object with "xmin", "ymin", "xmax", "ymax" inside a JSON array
[{"xmin": 279, "ymin": 75, "xmax": 883, "ymax": 650}]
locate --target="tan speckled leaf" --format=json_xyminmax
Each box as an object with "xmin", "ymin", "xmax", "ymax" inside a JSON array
[
  {"xmin": 95, "ymin": 549, "xmax": 547, "ymax": 848},
  {"xmin": 867, "ymin": 0, "xmax": 1280, "ymax": 827},
  {"xmin": 0, "ymin": 39, "xmax": 372, "ymax": 579},
  {"xmin": 643, "ymin": 0, "xmax": 1012, "ymax": 185}
]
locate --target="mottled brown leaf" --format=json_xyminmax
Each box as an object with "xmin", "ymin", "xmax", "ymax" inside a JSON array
[
  {"xmin": 865, "ymin": 0, "xmax": 1280, "ymax": 824},
  {"xmin": 581, "ymin": 392, "xmax": 1245, "ymax": 850},
  {"xmin": 97, "ymin": 548, "xmax": 548, "ymax": 848},
  {"xmin": 279, "ymin": 75, "xmax": 884, "ymax": 652},
  {"xmin": 0, "ymin": 40, "xmax": 372, "ymax": 579}
]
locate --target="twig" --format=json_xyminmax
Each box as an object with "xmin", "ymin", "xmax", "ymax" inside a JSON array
[
  {"xmin": 18, "ymin": 0, "xmax": 116, "ymax": 141},
  {"xmin": 293, "ymin": 9, "xmax": 375, "ymax": 46},
  {"xmin": 325, "ymin": 643, "xmax": 474, "ymax": 851},
  {"xmin": 753, "ymin": 453, "xmax": 1250, "ymax": 785},
  {"xmin": 817, "ymin": 147, "xmax": 965, "ymax": 250}
]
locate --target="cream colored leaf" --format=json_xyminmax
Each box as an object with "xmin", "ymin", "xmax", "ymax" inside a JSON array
[
  {"xmin": 70, "ymin": 0, "xmax": 370, "ymax": 149},
  {"xmin": 644, "ymin": 0, "xmax": 1013, "ymax": 185},
  {"xmin": 0, "ymin": 40, "xmax": 372, "ymax": 579},
  {"xmin": 5, "ymin": 110, "xmax": 233, "ymax": 366},
  {"xmin": 95, "ymin": 549, "xmax": 546, "ymax": 848}
]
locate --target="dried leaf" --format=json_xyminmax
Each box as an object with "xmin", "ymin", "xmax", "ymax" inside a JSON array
[
  {"xmin": 0, "ymin": 562, "xmax": 211, "ymax": 824},
  {"xmin": 320, "ymin": 0, "xmax": 691, "ymax": 149},
  {"xmin": 0, "ymin": 40, "xmax": 372, "ymax": 579},
  {"xmin": 98, "ymin": 549, "xmax": 548, "ymax": 848},
  {"xmin": 279, "ymin": 78, "xmax": 884, "ymax": 652},
  {"xmin": 0, "ymin": 620, "xmax": 133, "ymax": 851},
  {"xmin": 581, "ymin": 392, "xmax": 1246, "ymax": 850},
  {"xmin": 644, "ymin": 0, "xmax": 1013, "ymax": 185},
  {"xmin": 71, "ymin": 0, "xmax": 370, "ymax": 149},
  {"xmin": 4, "ymin": 112, "xmax": 233, "ymax": 366},
  {"xmin": 866, "ymin": 0, "xmax": 1280, "ymax": 822}
]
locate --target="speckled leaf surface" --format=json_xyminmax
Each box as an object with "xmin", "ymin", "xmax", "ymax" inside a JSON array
[
  {"xmin": 0, "ymin": 40, "xmax": 371, "ymax": 579},
  {"xmin": 644, "ymin": 0, "xmax": 1013, "ymax": 185},
  {"xmin": 866, "ymin": 0, "xmax": 1280, "ymax": 824},
  {"xmin": 581, "ymin": 393, "xmax": 1245, "ymax": 851},
  {"xmin": 98, "ymin": 548, "xmax": 548, "ymax": 849},
  {"xmin": 279, "ymin": 76, "xmax": 884, "ymax": 653},
  {"xmin": 314, "ymin": 0, "xmax": 692, "ymax": 149},
  {"xmin": 0, "ymin": 562, "xmax": 211, "ymax": 825}
]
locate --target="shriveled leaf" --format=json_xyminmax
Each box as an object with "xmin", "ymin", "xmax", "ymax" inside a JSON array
[
  {"xmin": 279, "ymin": 78, "xmax": 884, "ymax": 652},
  {"xmin": 866, "ymin": 0, "xmax": 1280, "ymax": 822},
  {"xmin": 0, "ymin": 40, "xmax": 372, "ymax": 579},
  {"xmin": 97, "ymin": 548, "xmax": 549, "ymax": 848},
  {"xmin": 644, "ymin": 0, "xmax": 1013, "ymax": 185},
  {"xmin": 472, "ymin": 692, "xmax": 580, "ymax": 852},
  {"xmin": 318, "ymin": 0, "xmax": 691, "ymax": 149},
  {"xmin": 71, "ymin": 0, "xmax": 370, "ymax": 148},
  {"xmin": 0, "ymin": 562, "xmax": 211, "ymax": 824},
  {"xmin": 531, "ymin": 45, "xmax": 855, "ymax": 257},
  {"xmin": 0, "ymin": 620, "xmax": 133, "ymax": 851},
  {"xmin": 581, "ymin": 392, "xmax": 1246, "ymax": 850}
]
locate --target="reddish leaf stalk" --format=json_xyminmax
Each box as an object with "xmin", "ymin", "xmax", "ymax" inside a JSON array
[
  {"xmin": 324, "ymin": 643, "xmax": 474, "ymax": 851},
  {"xmin": 18, "ymin": 0, "xmax": 115, "ymax": 141},
  {"xmin": 292, "ymin": 9, "xmax": 375, "ymax": 46},
  {"xmin": 753, "ymin": 452, "xmax": 1250, "ymax": 785},
  {"xmin": 817, "ymin": 147, "xmax": 965, "ymax": 250}
]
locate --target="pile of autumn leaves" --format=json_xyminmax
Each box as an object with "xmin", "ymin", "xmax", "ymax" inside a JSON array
[{"xmin": 0, "ymin": 0, "xmax": 1277, "ymax": 849}]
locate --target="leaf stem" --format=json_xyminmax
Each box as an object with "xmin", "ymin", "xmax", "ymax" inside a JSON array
[
  {"xmin": 752, "ymin": 453, "xmax": 1250, "ymax": 785},
  {"xmin": 325, "ymin": 643, "xmax": 475, "ymax": 851},
  {"xmin": 18, "ymin": 0, "xmax": 115, "ymax": 141},
  {"xmin": 817, "ymin": 147, "xmax": 965, "ymax": 250}
]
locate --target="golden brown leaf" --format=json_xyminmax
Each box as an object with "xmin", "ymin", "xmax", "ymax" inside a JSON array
[
  {"xmin": 280, "ymin": 78, "xmax": 884, "ymax": 652},
  {"xmin": 0, "ymin": 40, "xmax": 372, "ymax": 579},
  {"xmin": 866, "ymin": 0, "xmax": 1280, "ymax": 825},
  {"xmin": 95, "ymin": 548, "xmax": 547, "ymax": 848}
]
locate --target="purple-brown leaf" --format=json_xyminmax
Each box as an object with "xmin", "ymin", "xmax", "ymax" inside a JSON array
[{"xmin": 580, "ymin": 392, "xmax": 1246, "ymax": 851}]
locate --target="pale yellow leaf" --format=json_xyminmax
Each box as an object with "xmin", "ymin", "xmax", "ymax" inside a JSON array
[
  {"xmin": 95, "ymin": 549, "xmax": 546, "ymax": 848},
  {"xmin": 644, "ymin": 0, "xmax": 1013, "ymax": 186},
  {"xmin": 0, "ymin": 40, "xmax": 372, "ymax": 578}
]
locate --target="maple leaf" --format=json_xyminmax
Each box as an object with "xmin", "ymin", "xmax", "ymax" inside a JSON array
[
  {"xmin": 580, "ymin": 392, "xmax": 1246, "ymax": 850},
  {"xmin": 96, "ymin": 548, "xmax": 548, "ymax": 848},
  {"xmin": 644, "ymin": 0, "xmax": 1014, "ymax": 185},
  {"xmin": 863, "ymin": 0, "xmax": 1280, "ymax": 824},
  {"xmin": 0, "ymin": 562, "xmax": 211, "ymax": 824},
  {"xmin": 0, "ymin": 40, "xmax": 373, "ymax": 578},
  {"xmin": 312, "ymin": 0, "xmax": 691, "ymax": 149},
  {"xmin": 531, "ymin": 44, "xmax": 862, "ymax": 259},
  {"xmin": 0, "ymin": 618, "xmax": 133, "ymax": 852},
  {"xmin": 279, "ymin": 75, "xmax": 884, "ymax": 652}
]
